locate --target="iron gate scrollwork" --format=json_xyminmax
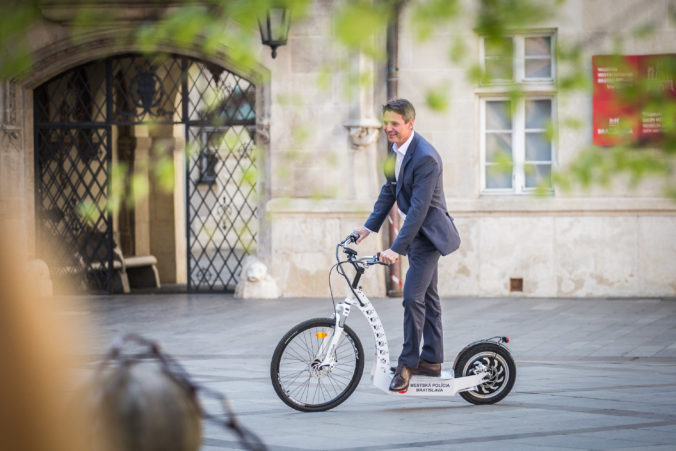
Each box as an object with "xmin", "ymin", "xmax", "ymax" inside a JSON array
[{"xmin": 34, "ymin": 54, "xmax": 257, "ymax": 293}]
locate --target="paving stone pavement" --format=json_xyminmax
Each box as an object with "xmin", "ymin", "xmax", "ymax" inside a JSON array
[{"xmin": 73, "ymin": 294, "xmax": 676, "ymax": 450}]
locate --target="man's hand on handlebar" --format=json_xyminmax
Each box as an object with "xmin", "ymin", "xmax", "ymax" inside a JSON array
[
  {"xmin": 352, "ymin": 226, "xmax": 370, "ymax": 244},
  {"xmin": 379, "ymin": 248, "xmax": 400, "ymax": 265}
]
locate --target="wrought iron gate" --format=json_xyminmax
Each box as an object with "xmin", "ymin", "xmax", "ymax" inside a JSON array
[{"xmin": 34, "ymin": 54, "xmax": 257, "ymax": 293}]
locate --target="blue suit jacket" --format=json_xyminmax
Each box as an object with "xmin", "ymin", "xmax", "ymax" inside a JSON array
[{"xmin": 364, "ymin": 133, "xmax": 460, "ymax": 256}]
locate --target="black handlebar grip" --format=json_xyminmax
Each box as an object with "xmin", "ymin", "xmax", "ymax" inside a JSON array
[{"xmin": 349, "ymin": 231, "xmax": 360, "ymax": 242}]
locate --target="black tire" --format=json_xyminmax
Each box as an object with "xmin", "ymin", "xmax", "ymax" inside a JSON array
[
  {"xmin": 454, "ymin": 343, "xmax": 516, "ymax": 405},
  {"xmin": 270, "ymin": 318, "xmax": 364, "ymax": 412}
]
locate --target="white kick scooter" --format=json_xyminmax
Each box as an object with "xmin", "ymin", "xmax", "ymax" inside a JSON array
[{"xmin": 271, "ymin": 233, "xmax": 516, "ymax": 412}]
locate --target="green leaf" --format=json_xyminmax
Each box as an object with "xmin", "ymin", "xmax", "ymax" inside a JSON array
[
  {"xmin": 130, "ymin": 173, "xmax": 149, "ymax": 208},
  {"xmin": 563, "ymin": 117, "xmax": 583, "ymax": 130},
  {"xmin": 317, "ymin": 65, "xmax": 332, "ymax": 92},
  {"xmin": 241, "ymin": 166, "xmax": 258, "ymax": 188},
  {"xmin": 632, "ymin": 22, "xmax": 656, "ymax": 39},
  {"xmin": 425, "ymin": 87, "xmax": 449, "ymax": 112},
  {"xmin": 332, "ymin": 0, "xmax": 389, "ymax": 58},
  {"xmin": 476, "ymin": 0, "xmax": 553, "ymax": 39},
  {"xmin": 449, "ymin": 37, "xmax": 466, "ymax": 63},
  {"xmin": 76, "ymin": 200, "xmax": 99, "ymax": 226},
  {"xmin": 108, "ymin": 163, "xmax": 127, "ymax": 214},
  {"xmin": 411, "ymin": 0, "xmax": 461, "ymax": 41},
  {"xmin": 154, "ymin": 156, "xmax": 175, "ymax": 193},
  {"xmin": 383, "ymin": 154, "xmax": 396, "ymax": 179},
  {"xmin": 0, "ymin": 2, "xmax": 38, "ymax": 78}
]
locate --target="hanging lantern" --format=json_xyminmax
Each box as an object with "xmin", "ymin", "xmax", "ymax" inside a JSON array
[{"xmin": 258, "ymin": 8, "xmax": 290, "ymax": 59}]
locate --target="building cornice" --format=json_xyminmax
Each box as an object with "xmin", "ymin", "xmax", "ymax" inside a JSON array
[{"xmin": 265, "ymin": 196, "xmax": 676, "ymax": 216}]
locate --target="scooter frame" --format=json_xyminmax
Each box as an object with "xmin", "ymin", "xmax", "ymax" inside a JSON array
[
  {"xmin": 319, "ymin": 233, "xmax": 497, "ymax": 397},
  {"xmin": 326, "ymin": 287, "xmax": 488, "ymax": 397}
]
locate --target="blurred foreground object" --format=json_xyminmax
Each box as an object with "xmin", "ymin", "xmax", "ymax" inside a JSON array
[
  {"xmin": 26, "ymin": 258, "xmax": 53, "ymax": 298},
  {"xmin": 0, "ymin": 232, "xmax": 89, "ymax": 450},
  {"xmin": 89, "ymin": 334, "xmax": 267, "ymax": 451}
]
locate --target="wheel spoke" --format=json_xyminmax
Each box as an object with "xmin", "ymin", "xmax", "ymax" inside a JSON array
[{"xmin": 272, "ymin": 320, "xmax": 363, "ymax": 410}]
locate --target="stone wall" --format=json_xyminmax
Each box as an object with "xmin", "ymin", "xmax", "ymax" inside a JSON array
[
  {"xmin": 2, "ymin": 0, "xmax": 675, "ymax": 297},
  {"xmin": 266, "ymin": 199, "xmax": 386, "ymax": 297},
  {"xmin": 0, "ymin": 81, "xmax": 31, "ymax": 254},
  {"xmin": 262, "ymin": 0, "xmax": 389, "ymax": 296},
  {"xmin": 443, "ymin": 212, "xmax": 676, "ymax": 297}
]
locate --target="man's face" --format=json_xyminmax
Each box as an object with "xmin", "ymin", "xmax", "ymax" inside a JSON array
[{"xmin": 383, "ymin": 110, "xmax": 414, "ymax": 146}]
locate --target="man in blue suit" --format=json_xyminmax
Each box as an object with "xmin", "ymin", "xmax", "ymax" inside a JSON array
[{"xmin": 354, "ymin": 98, "xmax": 460, "ymax": 391}]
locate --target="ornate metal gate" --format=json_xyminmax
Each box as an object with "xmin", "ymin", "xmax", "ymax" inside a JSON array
[{"xmin": 34, "ymin": 54, "xmax": 257, "ymax": 293}]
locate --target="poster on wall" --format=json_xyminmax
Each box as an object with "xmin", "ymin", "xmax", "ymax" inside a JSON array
[{"xmin": 593, "ymin": 54, "xmax": 676, "ymax": 146}]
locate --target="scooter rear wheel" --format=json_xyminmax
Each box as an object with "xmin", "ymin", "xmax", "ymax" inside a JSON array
[
  {"xmin": 454, "ymin": 343, "xmax": 516, "ymax": 405},
  {"xmin": 270, "ymin": 318, "xmax": 364, "ymax": 412}
]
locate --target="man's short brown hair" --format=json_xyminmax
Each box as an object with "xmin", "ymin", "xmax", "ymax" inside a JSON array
[{"xmin": 383, "ymin": 98, "xmax": 416, "ymax": 123}]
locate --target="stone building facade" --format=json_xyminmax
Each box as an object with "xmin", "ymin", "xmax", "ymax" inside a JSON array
[{"xmin": 1, "ymin": 0, "xmax": 675, "ymax": 297}]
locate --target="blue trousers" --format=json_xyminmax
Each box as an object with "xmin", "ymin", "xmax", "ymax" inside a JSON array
[{"xmin": 397, "ymin": 234, "xmax": 443, "ymax": 368}]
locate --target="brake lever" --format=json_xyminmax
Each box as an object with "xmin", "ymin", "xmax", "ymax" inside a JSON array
[{"xmin": 369, "ymin": 252, "xmax": 388, "ymax": 266}]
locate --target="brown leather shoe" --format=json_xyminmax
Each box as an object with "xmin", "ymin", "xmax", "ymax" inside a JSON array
[
  {"xmin": 389, "ymin": 365, "xmax": 412, "ymax": 391},
  {"xmin": 411, "ymin": 359, "xmax": 442, "ymax": 377}
]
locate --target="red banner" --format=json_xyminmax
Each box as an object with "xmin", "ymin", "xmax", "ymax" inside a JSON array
[{"xmin": 593, "ymin": 54, "xmax": 676, "ymax": 146}]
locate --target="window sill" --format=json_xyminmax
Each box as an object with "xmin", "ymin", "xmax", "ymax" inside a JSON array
[
  {"xmin": 475, "ymin": 84, "xmax": 556, "ymax": 95},
  {"xmin": 447, "ymin": 196, "xmax": 676, "ymax": 215}
]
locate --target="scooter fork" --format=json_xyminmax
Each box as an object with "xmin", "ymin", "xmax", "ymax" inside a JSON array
[{"xmin": 317, "ymin": 300, "xmax": 354, "ymax": 369}]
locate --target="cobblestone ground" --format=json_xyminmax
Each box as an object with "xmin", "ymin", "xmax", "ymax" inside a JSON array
[{"xmin": 75, "ymin": 295, "xmax": 676, "ymax": 450}]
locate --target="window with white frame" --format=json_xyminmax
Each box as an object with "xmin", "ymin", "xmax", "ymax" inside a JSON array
[
  {"xmin": 481, "ymin": 97, "xmax": 555, "ymax": 192},
  {"xmin": 481, "ymin": 34, "xmax": 555, "ymax": 84},
  {"xmin": 524, "ymin": 36, "xmax": 553, "ymax": 80},
  {"xmin": 479, "ymin": 32, "xmax": 556, "ymax": 193}
]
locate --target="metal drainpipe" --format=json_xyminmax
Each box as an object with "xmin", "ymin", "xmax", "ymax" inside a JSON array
[{"xmin": 385, "ymin": 0, "xmax": 404, "ymax": 297}]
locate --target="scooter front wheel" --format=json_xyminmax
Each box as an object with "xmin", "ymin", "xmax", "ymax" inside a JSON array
[
  {"xmin": 454, "ymin": 343, "xmax": 516, "ymax": 405},
  {"xmin": 270, "ymin": 318, "xmax": 364, "ymax": 412}
]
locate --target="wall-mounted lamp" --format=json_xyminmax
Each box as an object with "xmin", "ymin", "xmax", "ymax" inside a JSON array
[{"xmin": 258, "ymin": 8, "xmax": 290, "ymax": 59}]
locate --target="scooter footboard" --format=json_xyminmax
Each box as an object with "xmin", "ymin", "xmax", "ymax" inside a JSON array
[{"xmin": 373, "ymin": 364, "xmax": 487, "ymax": 397}]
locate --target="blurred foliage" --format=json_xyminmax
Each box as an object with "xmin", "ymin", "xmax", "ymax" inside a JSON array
[
  {"xmin": 1, "ymin": 0, "xmax": 675, "ymax": 218},
  {"xmin": 489, "ymin": 151, "xmax": 514, "ymax": 177},
  {"xmin": 410, "ymin": 0, "xmax": 461, "ymax": 41},
  {"xmin": 475, "ymin": 0, "xmax": 556, "ymax": 40},
  {"xmin": 0, "ymin": 1, "xmax": 39, "ymax": 79},
  {"xmin": 108, "ymin": 163, "xmax": 127, "ymax": 216},
  {"xmin": 332, "ymin": 0, "xmax": 390, "ymax": 59},
  {"xmin": 383, "ymin": 153, "xmax": 396, "ymax": 179},
  {"xmin": 425, "ymin": 84, "xmax": 450, "ymax": 113}
]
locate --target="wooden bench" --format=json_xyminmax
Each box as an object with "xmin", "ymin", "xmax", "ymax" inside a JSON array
[
  {"xmin": 91, "ymin": 247, "xmax": 161, "ymax": 293},
  {"xmin": 122, "ymin": 253, "xmax": 161, "ymax": 291}
]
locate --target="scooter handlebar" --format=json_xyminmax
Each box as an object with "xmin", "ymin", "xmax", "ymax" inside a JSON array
[{"xmin": 341, "ymin": 232, "xmax": 360, "ymax": 245}]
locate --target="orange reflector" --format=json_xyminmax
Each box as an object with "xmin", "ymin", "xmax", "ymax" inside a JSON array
[{"xmin": 316, "ymin": 332, "xmax": 328, "ymax": 338}]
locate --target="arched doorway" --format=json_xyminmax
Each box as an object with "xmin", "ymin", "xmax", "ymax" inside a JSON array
[{"xmin": 34, "ymin": 54, "xmax": 257, "ymax": 293}]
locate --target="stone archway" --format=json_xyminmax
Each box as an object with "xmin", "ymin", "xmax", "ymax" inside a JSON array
[{"xmin": 33, "ymin": 53, "xmax": 264, "ymax": 293}]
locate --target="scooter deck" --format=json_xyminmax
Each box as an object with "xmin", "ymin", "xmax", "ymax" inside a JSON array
[{"xmin": 373, "ymin": 365, "xmax": 485, "ymax": 397}]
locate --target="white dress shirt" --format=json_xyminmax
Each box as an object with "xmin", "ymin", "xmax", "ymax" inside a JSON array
[{"xmin": 393, "ymin": 130, "xmax": 415, "ymax": 183}]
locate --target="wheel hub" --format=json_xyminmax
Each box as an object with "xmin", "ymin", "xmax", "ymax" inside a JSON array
[
  {"xmin": 469, "ymin": 355, "xmax": 507, "ymax": 395},
  {"xmin": 309, "ymin": 359, "xmax": 332, "ymax": 378}
]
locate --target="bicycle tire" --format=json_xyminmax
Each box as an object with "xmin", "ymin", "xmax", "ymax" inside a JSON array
[{"xmin": 270, "ymin": 317, "xmax": 364, "ymax": 412}]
